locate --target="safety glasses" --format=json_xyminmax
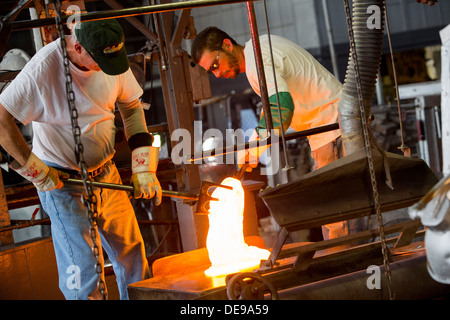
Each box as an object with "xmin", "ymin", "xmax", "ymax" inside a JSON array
[{"xmin": 207, "ymin": 50, "xmax": 221, "ymax": 73}]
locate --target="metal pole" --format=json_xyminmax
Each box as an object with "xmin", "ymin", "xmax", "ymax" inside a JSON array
[
  {"xmin": 262, "ymin": 0, "xmax": 291, "ymax": 176},
  {"xmin": 385, "ymin": 8, "xmax": 409, "ymax": 156},
  {"xmin": 246, "ymin": 1, "xmax": 274, "ymax": 132},
  {"xmin": 0, "ymin": 219, "xmax": 50, "ymax": 233},
  {"xmin": 63, "ymin": 178, "xmax": 200, "ymax": 201},
  {"xmin": 321, "ymin": 0, "xmax": 340, "ymax": 79},
  {"xmin": 189, "ymin": 123, "xmax": 340, "ymax": 162},
  {"xmin": 9, "ymin": 0, "xmax": 258, "ymax": 31}
]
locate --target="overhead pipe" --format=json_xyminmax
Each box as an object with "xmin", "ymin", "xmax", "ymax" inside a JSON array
[
  {"xmin": 338, "ymin": 0, "xmax": 386, "ymax": 156},
  {"xmin": 8, "ymin": 0, "xmax": 258, "ymax": 31}
]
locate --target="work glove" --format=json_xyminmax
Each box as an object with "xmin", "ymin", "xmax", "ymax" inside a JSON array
[
  {"xmin": 131, "ymin": 146, "xmax": 162, "ymax": 205},
  {"xmin": 239, "ymin": 92, "xmax": 293, "ymax": 171},
  {"xmin": 10, "ymin": 152, "xmax": 68, "ymax": 191},
  {"xmin": 258, "ymin": 92, "xmax": 294, "ymax": 135},
  {"xmin": 237, "ymin": 129, "xmax": 270, "ymax": 172}
]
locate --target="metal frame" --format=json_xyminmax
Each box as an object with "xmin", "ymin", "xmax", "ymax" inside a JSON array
[
  {"xmin": 0, "ymin": 0, "xmax": 274, "ymax": 253},
  {"xmin": 398, "ymin": 81, "xmax": 443, "ymax": 177},
  {"xmin": 132, "ymin": 0, "xmax": 275, "ymax": 250}
]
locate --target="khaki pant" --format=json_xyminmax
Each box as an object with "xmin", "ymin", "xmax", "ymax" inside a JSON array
[{"xmin": 311, "ymin": 137, "xmax": 350, "ymax": 240}]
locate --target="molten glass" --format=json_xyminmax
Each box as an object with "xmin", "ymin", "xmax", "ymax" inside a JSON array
[{"xmin": 204, "ymin": 177, "xmax": 270, "ymax": 277}]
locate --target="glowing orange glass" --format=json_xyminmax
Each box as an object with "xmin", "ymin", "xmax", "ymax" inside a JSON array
[{"xmin": 204, "ymin": 177, "xmax": 270, "ymax": 278}]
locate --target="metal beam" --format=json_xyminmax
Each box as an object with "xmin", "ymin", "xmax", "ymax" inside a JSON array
[
  {"xmin": 103, "ymin": 0, "xmax": 158, "ymax": 42},
  {"xmin": 155, "ymin": 0, "xmax": 204, "ymax": 251}
]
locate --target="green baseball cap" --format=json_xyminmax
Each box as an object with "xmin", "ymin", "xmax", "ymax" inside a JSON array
[{"xmin": 75, "ymin": 19, "xmax": 129, "ymax": 75}]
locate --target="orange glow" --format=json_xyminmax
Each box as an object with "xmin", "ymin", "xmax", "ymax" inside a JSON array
[{"xmin": 204, "ymin": 177, "xmax": 270, "ymax": 277}]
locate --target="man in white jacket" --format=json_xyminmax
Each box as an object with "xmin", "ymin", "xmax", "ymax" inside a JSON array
[
  {"xmin": 192, "ymin": 27, "xmax": 349, "ymax": 240},
  {"xmin": 0, "ymin": 19, "xmax": 161, "ymax": 299}
]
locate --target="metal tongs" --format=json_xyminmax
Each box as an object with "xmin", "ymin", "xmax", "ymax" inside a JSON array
[
  {"xmin": 62, "ymin": 178, "xmax": 232, "ymax": 215},
  {"xmin": 234, "ymin": 164, "xmax": 250, "ymax": 180}
]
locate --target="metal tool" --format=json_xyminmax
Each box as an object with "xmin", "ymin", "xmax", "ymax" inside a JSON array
[
  {"xmin": 234, "ymin": 164, "xmax": 249, "ymax": 180},
  {"xmin": 62, "ymin": 178, "xmax": 232, "ymax": 215}
]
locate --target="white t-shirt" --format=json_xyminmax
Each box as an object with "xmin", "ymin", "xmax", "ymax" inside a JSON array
[
  {"xmin": 244, "ymin": 35, "xmax": 342, "ymax": 151},
  {"xmin": 0, "ymin": 38, "xmax": 143, "ymax": 171}
]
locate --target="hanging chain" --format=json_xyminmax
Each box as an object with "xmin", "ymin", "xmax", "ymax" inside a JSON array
[
  {"xmin": 52, "ymin": 0, "xmax": 106, "ymax": 299},
  {"xmin": 343, "ymin": 0, "xmax": 394, "ymax": 300}
]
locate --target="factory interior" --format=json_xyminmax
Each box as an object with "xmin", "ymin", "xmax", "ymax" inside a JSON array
[{"xmin": 1, "ymin": 0, "xmax": 450, "ymax": 302}]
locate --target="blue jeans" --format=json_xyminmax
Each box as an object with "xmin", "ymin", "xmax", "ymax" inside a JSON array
[{"xmin": 38, "ymin": 162, "xmax": 150, "ymax": 300}]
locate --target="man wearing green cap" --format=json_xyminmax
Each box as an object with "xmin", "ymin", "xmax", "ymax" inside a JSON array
[{"xmin": 0, "ymin": 19, "xmax": 159, "ymax": 299}]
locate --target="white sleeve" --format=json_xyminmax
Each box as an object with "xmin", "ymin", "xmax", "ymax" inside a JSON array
[
  {"xmin": 244, "ymin": 41, "xmax": 290, "ymax": 98},
  {"xmin": 117, "ymin": 68, "xmax": 144, "ymax": 104},
  {"xmin": 0, "ymin": 70, "xmax": 38, "ymax": 125}
]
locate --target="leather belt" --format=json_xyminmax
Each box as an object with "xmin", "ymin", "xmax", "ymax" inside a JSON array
[{"xmin": 56, "ymin": 160, "xmax": 112, "ymax": 178}]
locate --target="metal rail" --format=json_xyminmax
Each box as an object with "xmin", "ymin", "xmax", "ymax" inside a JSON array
[
  {"xmin": 8, "ymin": 0, "xmax": 258, "ymax": 31},
  {"xmin": 0, "ymin": 218, "xmax": 50, "ymax": 233}
]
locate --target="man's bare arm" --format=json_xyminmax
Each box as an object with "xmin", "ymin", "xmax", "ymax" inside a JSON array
[{"xmin": 0, "ymin": 102, "xmax": 32, "ymax": 165}]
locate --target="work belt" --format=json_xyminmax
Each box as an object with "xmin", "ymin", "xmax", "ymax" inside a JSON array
[{"xmin": 55, "ymin": 160, "xmax": 113, "ymax": 178}]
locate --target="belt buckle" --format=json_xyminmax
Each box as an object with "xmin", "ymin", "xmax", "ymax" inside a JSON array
[
  {"xmin": 90, "ymin": 167, "xmax": 100, "ymax": 178},
  {"xmin": 89, "ymin": 161, "xmax": 107, "ymax": 178}
]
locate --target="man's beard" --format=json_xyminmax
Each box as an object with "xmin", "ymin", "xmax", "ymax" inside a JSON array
[{"xmin": 223, "ymin": 51, "xmax": 240, "ymax": 79}]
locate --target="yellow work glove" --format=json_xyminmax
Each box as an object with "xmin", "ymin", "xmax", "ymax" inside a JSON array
[
  {"xmin": 131, "ymin": 146, "xmax": 162, "ymax": 205},
  {"xmin": 10, "ymin": 152, "xmax": 68, "ymax": 191}
]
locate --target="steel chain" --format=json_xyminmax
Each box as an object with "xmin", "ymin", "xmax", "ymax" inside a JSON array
[
  {"xmin": 343, "ymin": 0, "xmax": 394, "ymax": 300},
  {"xmin": 53, "ymin": 0, "xmax": 106, "ymax": 299}
]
